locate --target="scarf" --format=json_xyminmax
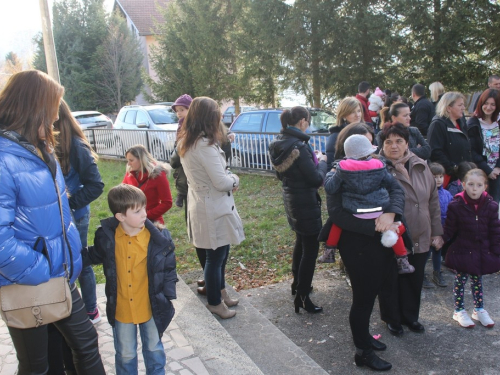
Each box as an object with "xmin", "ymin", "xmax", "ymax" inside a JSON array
[
  {"xmin": 462, "ymin": 191, "xmax": 487, "ymax": 213},
  {"xmin": 390, "ymin": 150, "xmax": 412, "ymax": 182}
]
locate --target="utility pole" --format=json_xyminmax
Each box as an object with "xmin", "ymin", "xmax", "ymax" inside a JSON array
[{"xmin": 39, "ymin": 0, "xmax": 60, "ymax": 83}]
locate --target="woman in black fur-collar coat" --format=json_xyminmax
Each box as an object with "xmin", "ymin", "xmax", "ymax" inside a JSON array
[{"xmin": 269, "ymin": 106, "xmax": 328, "ymax": 314}]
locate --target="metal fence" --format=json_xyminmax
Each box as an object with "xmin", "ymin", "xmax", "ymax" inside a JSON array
[{"xmin": 84, "ymin": 128, "xmax": 329, "ymax": 172}]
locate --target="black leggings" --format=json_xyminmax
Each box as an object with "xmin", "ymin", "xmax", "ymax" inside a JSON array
[
  {"xmin": 8, "ymin": 284, "xmax": 105, "ymax": 375},
  {"xmin": 338, "ymin": 231, "xmax": 395, "ymax": 351},
  {"xmin": 292, "ymin": 232, "xmax": 320, "ymax": 295}
]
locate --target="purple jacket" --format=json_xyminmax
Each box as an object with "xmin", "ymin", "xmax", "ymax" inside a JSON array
[{"xmin": 444, "ymin": 192, "xmax": 500, "ymax": 275}]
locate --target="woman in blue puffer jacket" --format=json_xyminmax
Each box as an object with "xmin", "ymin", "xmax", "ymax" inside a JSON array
[{"xmin": 0, "ymin": 70, "xmax": 105, "ymax": 374}]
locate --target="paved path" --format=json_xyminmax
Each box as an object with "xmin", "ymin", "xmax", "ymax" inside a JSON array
[{"xmin": 0, "ymin": 294, "xmax": 209, "ymax": 375}]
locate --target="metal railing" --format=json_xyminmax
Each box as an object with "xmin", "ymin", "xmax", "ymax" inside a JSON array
[{"xmin": 84, "ymin": 128, "xmax": 329, "ymax": 171}]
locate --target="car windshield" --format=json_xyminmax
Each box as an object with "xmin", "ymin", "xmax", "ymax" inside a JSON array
[
  {"xmin": 148, "ymin": 108, "xmax": 178, "ymax": 124},
  {"xmin": 308, "ymin": 109, "xmax": 335, "ymax": 132},
  {"xmin": 76, "ymin": 114, "xmax": 108, "ymax": 124}
]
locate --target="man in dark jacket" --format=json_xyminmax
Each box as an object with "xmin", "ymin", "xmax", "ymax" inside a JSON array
[{"xmin": 410, "ymin": 84, "xmax": 435, "ymax": 137}]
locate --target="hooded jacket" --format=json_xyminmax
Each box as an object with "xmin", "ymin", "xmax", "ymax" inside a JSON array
[
  {"xmin": 427, "ymin": 115, "xmax": 472, "ymax": 177},
  {"xmin": 324, "ymin": 159, "xmax": 400, "ymax": 215},
  {"xmin": 444, "ymin": 192, "xmax": 500, "ymax": 275},
  {"xmin": 83, "ymin": 217, "xmax": 177, "ymax": 334},
  {"xmin": 123, "ymin": 163, "xmax": 173, "ymax": 224},
  {"xmin": 0, "ymin": 130, "xmax": 82, "ymax": 286},
  {"xmin": 269, "ymin": 127, "xmax": 327, "ymax": 235}
]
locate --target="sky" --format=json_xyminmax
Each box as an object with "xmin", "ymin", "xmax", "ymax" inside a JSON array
[
  {"xmin": 0, "ymin": 0, "xmax": 305, "ymax": 105},
  {"xmin": 0, "ymin": 0, "xmax": 114, "ymax": 65}
]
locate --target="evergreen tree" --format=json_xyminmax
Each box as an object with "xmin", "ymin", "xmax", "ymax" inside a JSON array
[
  {"xmin": 93, "ymin": 14, "xmax": 144, "ymax": 112},
  {"xmin": 393, "ymin": 0, "xmax": 499, "ymax": 94}
]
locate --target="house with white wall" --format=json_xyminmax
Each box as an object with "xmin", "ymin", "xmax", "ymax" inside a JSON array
[{"xmin": 113, "ymin": 0, "xmax": 170, "ymax": 104}]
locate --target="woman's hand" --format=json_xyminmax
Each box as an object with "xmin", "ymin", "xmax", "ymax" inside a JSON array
[
  {"xmin": 375, "ymin": 213, "xmax": 396, "ymax": 232},
  {"xmin": 489, "ymin": 167, "xmax": 500, "ymax": 180},
  {"xmin": 315, "ymin": 150, "xmax": 327, "ymax": 162},
  {"xmin": 431, "ymin": 236, "xmax": 444, "ymax": 250}
]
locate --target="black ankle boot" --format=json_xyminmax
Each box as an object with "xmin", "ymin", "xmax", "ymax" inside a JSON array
[
  {"xmin": 354, "ymin": 350, "xmax": 392, "ymax": 371},
  {"xmin": 294, "ymin": 294, "xmax": 323, "ymax": 313},
  {"xmin": 291, "ymin": 282, "xmax": 313, "ymax": 296}
]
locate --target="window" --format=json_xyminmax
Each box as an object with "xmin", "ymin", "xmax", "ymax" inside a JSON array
[
  {"xmin": 230, "ymin": 113, "xmax": 264, "ymax": 132},
  {"xmin": 264, "ymin": 112, "xmax": 282, "ymax": 133},
  {"xmin": 148, "ymin": 108, "xmax": 178, "ymax": 124},
  {"xmin": 135, "ymin": 111, "xmax": 149, "ymax": 126},
  {"xmin": 124, "ymin": 110, "xmax": 137, "ymax": 124}
]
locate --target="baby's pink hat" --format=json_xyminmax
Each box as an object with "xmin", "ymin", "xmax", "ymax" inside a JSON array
[{"xmin": 374, "ymin": 87, "xmax": 385, "ymax": 97}]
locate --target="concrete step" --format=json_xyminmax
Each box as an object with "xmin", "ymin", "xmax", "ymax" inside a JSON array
[
  {"xmin": 190, "ymin": 283, "xmax": 328, "ymax": 375},
  {"xmin": 169, "ymin": 277, "xmax": 263, "ymax": 375}
]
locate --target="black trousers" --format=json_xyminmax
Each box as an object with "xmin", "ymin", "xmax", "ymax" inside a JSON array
[
  {"xmin": 379, "ymin": 251, "xmax": 428, "ymax": 324},
  {"xmin": 339, "ymin": 231, "xmax": 395, "ymax": 351},
  {"xmin": 8, "ymin": 284, "xmax": 105, "ymax": 375},
  {"xmin": 292, "ymin": 232, "xmax": 320, "ymax": 295}
]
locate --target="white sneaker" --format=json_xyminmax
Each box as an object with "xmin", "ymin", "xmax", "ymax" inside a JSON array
[
  {"xmin": 453, "ymin": 310, "xmax": 475, "ymax": 328},
  {"xmin": 471, "ymin": 309, "xmax": 495, "ymax": 328}
]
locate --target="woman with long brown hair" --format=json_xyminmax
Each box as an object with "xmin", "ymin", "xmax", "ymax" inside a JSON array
[
  {"xmin": 0, "ymin": 70, "xmax": 105, "ymax": 374},
  {"xmin": 177, "ymin": 97, "xmax": 245, "ymax": 319},
  {"xmin": 54, "ymin": 100, "xmax": 104, "ymax": 322}
]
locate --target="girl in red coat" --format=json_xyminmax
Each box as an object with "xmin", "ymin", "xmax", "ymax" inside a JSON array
[
  {"xmin": 444, "ymin": 169, "xmax": 500, "ymax": 328},
  {"xmin": 123, "ymin": 144, "xmax": 173, "ymax": 224}
]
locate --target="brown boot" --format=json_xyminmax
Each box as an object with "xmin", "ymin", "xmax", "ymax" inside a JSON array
[
  {"xmin": 206, "ymin": 302, "xmax": 236, "ymax": 319},
  {"xmin": 221, "ymin": 289, "xmax": 239, "ymax": 307}
]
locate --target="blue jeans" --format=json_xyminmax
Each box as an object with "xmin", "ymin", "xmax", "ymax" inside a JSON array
[
  {"xmin": 202, "ymin": 245, "xmax": 230, "ymax": 306},
  {"xmin": 113, "ymin": 318, "xmax": 166, "ymax": 375},
  {"xmin": 75, "ymin": 211, "xmax": 97, "ymax": 313},
  {"xmin": 427, "ymin": 246, "xmax": 442, "ymax": 272}
]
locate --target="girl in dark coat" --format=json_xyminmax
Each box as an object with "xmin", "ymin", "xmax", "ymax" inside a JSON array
[
  {"xmin": 269, "ymin": 106, "xmax": 328, "ymax": 313},
  {"xmin": 444, "ymin": 169, "xmax": 500, "ymax": 328}
]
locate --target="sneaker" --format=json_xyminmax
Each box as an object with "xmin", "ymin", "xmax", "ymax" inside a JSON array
[
  {"xmin": 87, "ymin": 308, "xmax": 101, "ymax": 325},
  {"xmin": 396, "ymin": 255, "xmax": 415, "ymax": 274},
  {"xmin": 422, "ymin": 273, "xmax": 435, "ymax": 288},
  {"xmin": 471, "ymin": 309, "xmax": 495, "ymax": 328},
  {"xmin": 453, "ymin": 310, "xmax": 475, "ymax": 328},
  {"xmin": 318, "ymin": 246, "xmax": 336, "ymax": 263}
]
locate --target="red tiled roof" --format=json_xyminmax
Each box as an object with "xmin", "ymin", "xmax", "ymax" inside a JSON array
[{"xmin": 115, "ymin": 0, "xmax": 171, "ymax": 35}]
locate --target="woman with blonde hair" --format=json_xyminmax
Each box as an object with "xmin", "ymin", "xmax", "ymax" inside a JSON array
[
  {"xmin": 325, "ymin": 97, "xmax": 363, "ymax": 168},
  {"xmin": 177, "ymin": 97, "xmax": 245, "ymax": 319},
  {"xmin": 123, "ymin": 144, "xmax": 173, "ymax": 224},
  {"xmin": 428, "ymin": 92, "xmax": 472, "ymax": 188},
  {"xmin": 0, "ymin": 70, "xmax": 105, "ymax": 373},
  {"xmin": 429, "ymin": 82, "xmax": 445, "ymax": 109}
]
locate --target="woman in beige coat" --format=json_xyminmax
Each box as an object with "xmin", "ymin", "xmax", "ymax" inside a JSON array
[
  {"xmin": 378, "ymin": 123, "xmax": 443, "ymax": 336},
  {"xmin": 177, "ymin": 97, "xmax": 245, "ymax": 319}
]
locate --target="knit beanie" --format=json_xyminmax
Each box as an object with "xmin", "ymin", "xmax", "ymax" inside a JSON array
[
  {"xmin": 344, "ymin": 134, "xmax": 376, "ymax": 160},
  {"xmin": 374, "ymin": 87, "xmax": 385, "ymax": 97},
  {"xmin": 172, "ymin": 94, "xmax": 193, "ymax": 111}
]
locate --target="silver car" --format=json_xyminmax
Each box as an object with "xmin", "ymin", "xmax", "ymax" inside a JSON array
[
  {"xmin": 113, "ymin": 105, "xmax": 179, "ymax": 161},
  {"xmin": 72, "ymin": 111, "xmax": 113, "ymax": 145}
]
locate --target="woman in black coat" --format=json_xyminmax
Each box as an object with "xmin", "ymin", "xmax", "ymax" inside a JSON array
[
  {"xmin": 269, "ymin": 106, "xmax": 328, "ymax": 313},
  {"xmin": 319, "ymin": 122, "xmax": 402, "ymax": 371},
  {"xmin": 326, "ymin": 97, "xmax": 363, "ymax": 169},
  {"xmin": 427, "ymin": 92, "xmax": 472, "ymax": 187},
  {"xmin": 467, "ymin": 89, "xmax": 500, "ymax": 202}
]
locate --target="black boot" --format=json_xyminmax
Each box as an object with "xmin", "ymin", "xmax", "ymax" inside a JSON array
[
  {"xmin": 291, "ymin": 282, "xmax": 313, "ymax": 296},
  {"xmin": 354, "ymin": 350, "xmax": 392, "ymax": 371},
  {"xmin": 294, "ymin": 294, "xmax": 323, "ymax": 313}
]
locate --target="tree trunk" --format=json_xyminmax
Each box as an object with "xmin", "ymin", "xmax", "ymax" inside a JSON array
[{"xmin": 311, "ymin": 13, "xmax": 321, "ymax": 108}]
